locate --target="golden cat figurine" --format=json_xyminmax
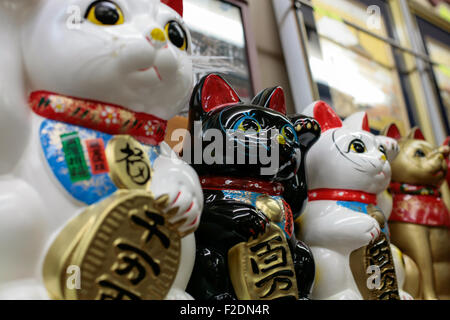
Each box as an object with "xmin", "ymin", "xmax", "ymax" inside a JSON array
[{"xmin": 383, "ymin": 124, "xmax": 450, "ymax": 300}]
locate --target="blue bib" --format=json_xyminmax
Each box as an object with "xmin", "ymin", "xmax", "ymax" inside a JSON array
[{"xmin": 40, "ymin": 119, "xmax": 160, "ymax": 205}]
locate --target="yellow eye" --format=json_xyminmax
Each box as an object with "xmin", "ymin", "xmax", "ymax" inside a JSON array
[
  {"xmin": 349, "ymin": 139, "xmax": 367, "ymax": 153},
  {"xmin": 165, "ymin": 21, "xmax": 188, "ymax": 51},
  {"xmin": 237, "ymin": 118, "xmax": 261, "ymax": 133},
  {"xmin": 85, "ymin": 1, "xmax": 124, "ymax": 26}
]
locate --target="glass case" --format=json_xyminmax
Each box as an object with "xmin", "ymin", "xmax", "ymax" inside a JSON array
[{"xmin": 184, "ymin": 0, "xmax": 255, "ymax": 102}]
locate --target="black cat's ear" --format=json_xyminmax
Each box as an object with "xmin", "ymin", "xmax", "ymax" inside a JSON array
[
  {"xmin": 290, "ymin": 115, "xmax": 321, "ymax": 151},
  {"xmin": 189, "ymin": 73, "xmax": 241, "ymax": 120},
  {"xmin": 252, "ymin": 87, "xmax": 286, "ymax": 115}
]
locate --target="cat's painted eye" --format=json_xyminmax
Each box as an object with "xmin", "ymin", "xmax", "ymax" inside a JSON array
[
  {"xmin": 165, "ymin": 21, "xmax": 188, "ymax": 51},
  {"xmin": 415, "ymin": 149, "xmax": 426, "ymax": 158},
  {"xmin": 85, "ymin": 1, "xmax": 124, "ymax": 26},
  {"xmin": 235, "ymin": 117, "xmax": 261, "ymax": 133},
  {"xmin": 281, "ymin": 125, "xmax": 298, "ymax": 143},
  {"xmin": 379, "ymin": 145, "xmax": 386, "ymax": 155},
  {"xmin": 349, "ymin": 139, "xmax": 366, "ymax": 154}
]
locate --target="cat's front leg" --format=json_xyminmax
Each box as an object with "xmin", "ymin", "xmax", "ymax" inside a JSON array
[
  {"xmin": 301, "ymin": 204, "xmax": 381, "ymax": 250},
  {"xmin": 150, "ymin": 142, "xmax": 203, "ymax": 236}
]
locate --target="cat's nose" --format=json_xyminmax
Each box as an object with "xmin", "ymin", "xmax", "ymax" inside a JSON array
[{"xmin": 146, "ymin": 28, "xmax": 167, "ymax": 48}]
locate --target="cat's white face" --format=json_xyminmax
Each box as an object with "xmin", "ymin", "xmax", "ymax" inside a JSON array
[
  {"xmin": 305, "ymin": 106, "xmax": 392, "ymax": 194},
  {"xmin": 20, "ymin": 0, "xmax": 193, "ymax": 120}
]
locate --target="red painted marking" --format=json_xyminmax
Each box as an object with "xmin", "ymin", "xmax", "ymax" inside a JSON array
[
  {"xmin": 85, "ymin": 139, "xmax": 109, "ymax": 175},
  {"xmin": 153, "ymin": 66, "xmax": 162, "ymax": 81},
  {"xmin": 184, "ymin": 202, "xmax": 194, "ymax": 214},
  {"xmin": 172, "ymin": 192, "xmax": 181, "ymax": 205},
  {"xmin": 189, "ymin": 216, "xmax": 199, "ymax": 226}
]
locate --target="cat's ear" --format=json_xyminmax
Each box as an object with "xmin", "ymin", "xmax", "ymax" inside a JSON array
[
  {"xmin": 189, "ymin": 73, "xmax": 241, "ymax": 119},
  {"xmin": 343, "ymin": 112, "xmax": 371, "ymax": 132},
  {"xmin": 161, "ymin": 0, "xmax": 183, "ymax": 16},
  {"xmin": 252, "ymin": 87, "xmax": 286, "ymax": 115},
  {"xmin": 407, "ymin": 127, "xmax": 426, "ymax": 141},
  {"xmin": 382, "ymin": 123, "xmax": 402, "ymax": 140},
  {"xmin": 303, "ymin": 101, "xmax": 342, "ymax": 133}
]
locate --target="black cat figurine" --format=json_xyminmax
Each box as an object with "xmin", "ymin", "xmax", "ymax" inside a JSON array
[{"xmin": 185, "ymin": 74, "xmax": 319, "ymax": 300}]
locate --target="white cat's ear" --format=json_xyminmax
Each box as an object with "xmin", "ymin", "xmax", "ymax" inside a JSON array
[
  {"xmin": 303, "ymin": 101, "xmax": 342, "ymax": 133},
  {"xmin": 161, "ymin": 0, "xmax": 183, "ymax": 16},
  {"xmin": 343, "ymin": 112, "xmax": 371, "ymax": 132}
]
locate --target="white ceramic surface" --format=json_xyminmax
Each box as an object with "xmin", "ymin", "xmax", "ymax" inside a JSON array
[{"xmin": 0, "ymin": 0, "xmax": 201, "ymax": 300}]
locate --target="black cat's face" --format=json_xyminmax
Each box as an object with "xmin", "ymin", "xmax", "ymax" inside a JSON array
[{"xmin": 186, "ymin": 74, "xmax": 302, "ymax": 181}]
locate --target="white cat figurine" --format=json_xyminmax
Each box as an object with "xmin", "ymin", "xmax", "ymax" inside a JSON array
[
  {"xmin": 0, "ymin": 0, "xmax": 202, "ymax": 300},
  {"xmin": 297, "ymin": 101, "xmax": 396, "ymax": 300}
]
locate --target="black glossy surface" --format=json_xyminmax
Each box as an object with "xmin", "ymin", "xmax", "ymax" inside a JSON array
[{"xmin": 185, "ymin": 74, "xmax": 318, "ymax": 300}]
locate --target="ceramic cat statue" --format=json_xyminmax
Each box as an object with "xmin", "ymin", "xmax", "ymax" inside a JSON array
[
  {"xmin": 297, "ymin": 102, "xmax": 401, "ymax": 300},
  {"xmin": 384, "ymin": 124, "xmax": 450, "ymax": 300},
  {"xmin": 347, "ymin": 117, "xmax": 413, "ymax": 300},
  {"xmin": 0, "ymin": 0, "xmax": 203, "ymax": 300},
  {"xmin": 443, "ymin": 137, "xmax": 450, "ymax": 186},
  {"xmin": 184, "ymin": 74, "xmax": 318, "ymax": 300}
]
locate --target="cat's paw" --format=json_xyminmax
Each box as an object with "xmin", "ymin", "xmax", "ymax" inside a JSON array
[
  {"xmin": 291, "ymin": 116, "xmax": 321, "ymax": 150},
  {"xmin": 150, "ymin": 144, "xmax": 203, "ymax": 237},
  {"xmin": 363, "ymin": 218, "xmax": 382, "ymax": 245}
]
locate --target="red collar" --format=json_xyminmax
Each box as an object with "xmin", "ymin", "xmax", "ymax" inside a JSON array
[
  {"xmin": 29, "ymin": 91, "xmax": 168, "ymax": 146},
  {"xmin": 389, "ymin": 182, "xmax": 441, "ymax": 197},
  {"xmin": 200, "ymin": 176, "xmax": 284, "ymax": 196},
  {"xmin": 308, "ymin": 188, "xmax": 377, "ymax": 205}
]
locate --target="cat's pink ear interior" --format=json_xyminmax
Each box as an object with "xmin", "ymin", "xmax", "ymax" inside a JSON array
[
  {"xmin": 385, "ymin": 123, "xmax": 402, "ymax": 140},
  {"xmin": 161, "ymin": 0, "xmax": 183, "ymax": 16},
  {"xmin": 411, "ymin": 127, "xmax": 426, "ymax": 141},
  {"xmin": 268, "ymin": 87, "xmax": 286, "ymax": 115},
  {"xmin": 313, "ymin": 101, "xmax": 342, "ymax": 132},
  {"xmin": 201, "ymin": 74, "xmax": 241, "ymax": 113}
]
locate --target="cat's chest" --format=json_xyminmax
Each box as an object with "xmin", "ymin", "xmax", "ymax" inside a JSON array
[
  {"xmin": 37, "ymin": 118, "xmax": 160, "ymax": 205},
  {"xmin": 209, "ymin": 189, "xmax": 294, "ymax": 241}
]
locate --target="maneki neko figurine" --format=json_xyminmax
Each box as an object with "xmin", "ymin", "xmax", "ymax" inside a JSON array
[
  {"xmin": 184, "ymin": 74, "xmax": 319, "ymax": 300},
  {"xmin": 444, "ymin": 137, "xmax": 450, "ymax": 186},
  {"xmin": 0, "ymin": 0, "xmax": 203, "ymax": 300},
  {"xmin": 383, "ymin": 124, "xmax": 450, "ymax": 300},
  {"xmin": 296, "ymin": 102, "xmax": 403, "ymax": 300}
]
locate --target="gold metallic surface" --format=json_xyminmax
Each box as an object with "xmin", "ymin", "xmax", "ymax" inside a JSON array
[
  {"xmin": 255, "ymin": 195, "xmax": 283, "ymax": 223},
  {"xmin": 390, "ymin": 134, "xmax": 448, "ymax": 186},
  {"xmin": 228, "ymin": 224, "xmax": 299, "ymax": 300},
  {"xmin": 386, "ymin": 127, "xmax": 450, "ymax": 300},
  {"xmin": 403, "ymin": 250, "xmax": 421, "ymax": 299},
  {"xmin": 44, "ymin": 191, "xmax": 181, "ymax": 300},
  {"xmin": 43, "ymin": 135, "xmax": 183, "ymax": 300},
  {"xmin": 350, "ymin": 206, "xmax": 400, "ymax": 300},
  {"xmin": 106, "ymin": 135, "xmax": 153, "ymax": 190}
]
